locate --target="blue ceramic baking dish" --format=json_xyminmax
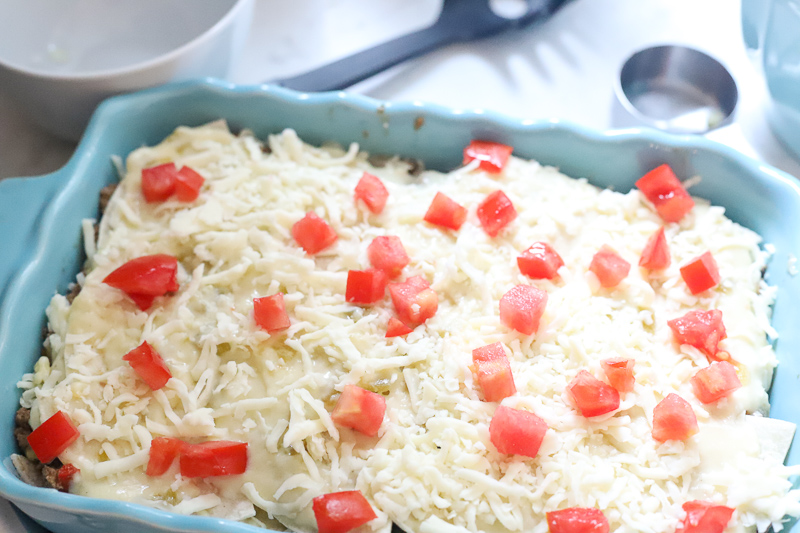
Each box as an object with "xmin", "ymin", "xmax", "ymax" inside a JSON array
[{"xmin": 1, "ymin": 79, "xmax": 799, "ymax": 533}]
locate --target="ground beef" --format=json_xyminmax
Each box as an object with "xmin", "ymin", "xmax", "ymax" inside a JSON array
[
  {"xmin": 366, "ymin": 154, "xmax": 424, "ymax": 177},
  {"xmin": 66, "ymin": 283, "xmax": 82, "ymax": 304},
  {"xmin": 13, "ymin": 426, "xmax": 30, "ymax": 453},
  {"xmin": 98, "ymin": 183, "xmax": 118, "ymax": 215},
  {"xmin": 404, "ymin": 157, "xmax": 424, "ymax": 177},
  {"xmin": 42, "ymin": 465, "xmax": 61, "ymax": 489},
  {"xmin": 14, "ymin": 407, "xmax": 32, "ymax": 456},
  {"xmin": 14, "ymin": 407, "xmax": 61, "ymax": 489},
  {"xmin": 15, "ymin": 406, "xmax": 30, "ymax": 427}
]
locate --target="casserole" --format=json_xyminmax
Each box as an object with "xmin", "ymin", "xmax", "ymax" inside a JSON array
[{"xmin": 1, "ymin": 79, "xmax": 799, "ymax": 533}]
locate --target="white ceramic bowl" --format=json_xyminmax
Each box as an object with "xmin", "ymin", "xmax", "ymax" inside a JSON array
[{"xmin": 0, "ymin": 0, "xmax": 254, "ymax": 141}]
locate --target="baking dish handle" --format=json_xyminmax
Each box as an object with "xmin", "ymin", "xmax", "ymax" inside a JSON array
[{"xmin": 0, "ymin": 173, "xmax": 65, "ymax": 303}]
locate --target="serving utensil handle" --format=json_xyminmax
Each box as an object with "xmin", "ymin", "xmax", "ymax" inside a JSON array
[{"xmin": 272, "ymin": 25, "xmax": 460, "ymax": 93}]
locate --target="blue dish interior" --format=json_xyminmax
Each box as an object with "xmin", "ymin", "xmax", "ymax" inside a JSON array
[{"xmin": 1, "ymin": 79, "xmax": 799, "ymax": 533}]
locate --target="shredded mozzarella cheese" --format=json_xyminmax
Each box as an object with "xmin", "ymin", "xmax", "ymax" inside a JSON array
[{"xmin": 22, "ymin": 122, "xmax": 800, "ymax": 533}]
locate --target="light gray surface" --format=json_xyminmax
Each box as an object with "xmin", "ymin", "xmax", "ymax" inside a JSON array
[{"xmin": 1, "ymin": 0, "xmax": 798, "ymax": 531}]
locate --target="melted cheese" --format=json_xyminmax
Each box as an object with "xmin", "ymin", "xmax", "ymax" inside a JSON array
[{"xmin": 18, "ymin": 122, "xmax": 800, "ymax": 533}]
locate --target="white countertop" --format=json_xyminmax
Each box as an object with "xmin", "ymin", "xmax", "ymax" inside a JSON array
[{"xmin": 2, "ymin": 0, "xmax": 798, "ymax": 531}]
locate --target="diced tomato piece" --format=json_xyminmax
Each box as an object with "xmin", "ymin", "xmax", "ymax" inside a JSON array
[
  {"xmin": 639, "ymin": 227, "xmax": 671, "ymax": 270},
  {"xmin": 601, "ymin": 358, "xmax": 635, "ymax": 393},
  {"xmin": 472, "ymin": 342, "xmax": 516, "ymax": 402},
  {"xmin": 463, "ymin": 140, "xmax": 513, "ymax": 173},
  {"xmin": 27, "ymin": 411, "xmax": 80, "ymax": 464},
  {"xmin": 346, "ymin": 269, "xmax": 388, "ymax": 305},
  {"xmin": 174, "ymin": 166, "xmax": 205, "ymax": 202},
  {"xmin": 388, "ymin": 276, "xmax": 438, "ymax": 328},
  {"xmin": 589, "ymin": 246, "xmax": 631, "ymax": 288},
  {"xmin": 517, "ymin": 242, "xmax": 564, "ymax": 280},
  {"xmin": 292, "ymin": 211, "xmax": 338, "ymax": 255},
  {"xmin": 691, "ymin": 361, "xmax": 741, "ymax": 404},
  {"xmin": 179, "ymin": 441, "xmax": 248, "ymax": 478},
  {"xmin": 367, "ymin": 236, "xmax": 410, "ymax": 278},
  {"xmin": 567, "ymin": 370, "xmax": 620, "ymax": 418},
  {"xmin": 652, "ymin": 393, "xmax": 698, "ymax": 442},
  {"xmin": 331, "ymin": 384, "xmax": 386, "ymax": 437},
  {"xmin": 253, "ymin": 293, "xmax": 291, "ymax": 333},
  {"xmin": 385, "ymin": 317, "xmax": 413, "ymax": 338},
  {"xmin": 547, "ymin": 507, "xmax": 610, "ymax": 533},
  {"xmin": 635, "ymin": 164, "xmax": 695, "ymax": 223},
  {"xmin": 499, "ymin": 285, "xmax": 548, "ymax": 335},
  {"xmin": 424, "ymin": 192, "xmax": 467, "ymax": 231},
  {"xmin": 141, "ymin": 163, "xmax": 204, "ymax": 203},
  {"xmin": 127, "ymin": 293, "xmax": 157, "ymax": 311},
  {"xmin": 122, "ymin": 341, "xmax": 172, "ymax": 390},
  {"xmin": 680, "ymin": 501, "xmax": 735, "ymax": 533},
  {"xmin": 405, "ymin": 276, "xmax": 429, "ymax": 290},
  {"xmin": 146, "ymin": 437, "xmax": 186, "ymax": 476},
  {"xmin": 477, "ymin": 190, "xmax": 517, "ymax": 237},
  {"xmin": 489, "ymin": 405, "xmax": 548, "ymax": 458},
  {"xmin": 141, "ymin": 163, "xmax": 178, "ymax": 203},
  {"xmin": 103, "ymin": 255, "xmax": 179, "ymax": 300},
  {"xmin": 57, "ymin": 464, "xmax": 80, "ymax": 492},
  {"xmin": 313, "ymin": 490, "xmax": 378, "ymax": 533},
  {"xmin": 354, "ymin": 172, "xmax": 389, "ymax": 214},
  {"xmin": 680, "ymin": 251, "xmax": 720, "ymax": 294},
  {"xmin": 667, "ymin": 309, "xmax": 726, "ymax": 360}
]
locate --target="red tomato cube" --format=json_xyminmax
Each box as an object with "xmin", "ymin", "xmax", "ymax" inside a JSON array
[
  {"xmin": 567, "ymin": 370, "xmax": 620, "ymax": 418},
  {"xmin": 635, "ymin": 164, "xmax": 695, "ymax": 223},
  {"xmin": 424, "ymin": 192, "xmax": 467, "ymax": 231},
  {"xmin": 27, "ymin": 410, "xmax": 80, "ymax": 464},
  {"xmin": 141, "ymin": 163, "xmax": 178, "ymax": 203},
  {"xmin": 691, "ymin": 361, "xmax": 741, "ymax": 404},
  {"xmin": 146, "ymin": 437, "xmax": 186, "ymax": 476},
  {"xmin": 517, "ymin": 242, "xmax": 564, "ymax": 280},
  {"xmin": 472, "ymin": 342, "xmax": 516, "ymax": 402},
  {"xmin": 354, "ymin": 172, "xmax": 389, "ymax": 214},
  {"xmin": 667, "ymin": 309, "xmax": 726, "ymax": 360},
  {"xmin": 639, "ymin": 227, "xmax": 670, "ymax": 270},
  {"xmin": 313, "ymin": 490, "xmax": 377, "ymax": 533},
  {"xmin": 122, "ymin": 341, "xmax": 173, "ymax": 390},
  {"xmin": 489, "ymin": 405, "xmax": 548, "ymax": 458},
  {"xmin": 589, "ymin": 246, "xmax": 631, "ymax": 288},
  {"xmin": 499, "ymin": 285, "xmax": 548, "ymax": 335},
  {"xmin": 477, "ymin": 190, "xmax": 517, "ymax": 237},
  {"xmin": 385, "ymin": 317, "xmax": 414, "ymax": 338},
  {"xmin": 180, "ymin": 441, "xmax": 248, "ymax": 478},
  {"xmin": 331, "ymin": 384, "xmax": 386, "ymax": 437},
  {"xmin": 367, "ymin": 236, "xmax": 410, "ymax": 278},
  {"xmin": 463, "ymin": 140, "xmax": 513, "ymax": 173},
  {"xmin": 680, "ymin": 501, "xmax": 735, "ymax": 533},
  {"xmin": 652, "ymin": 393, "xmax": 698, "ymax": 442},
  {"xmin": 547, "ymin": 507, "xmax": 610, "ymax": 533},
  {"xmin": 127, "ymin": 293, "xmax": 157, "ymax": 311},
  {"xmin": 680, "ymin": 251, "xmax": 720, "ymax": 294},
  {"xmin": 254, "ymin": 293, "xmax": 291, "ymax": 333},
  {"xmin": 174, "ymin": 166, "xmax": 205, "ymax": 202},
  {"xmin": 600, "ymin": 358, "xmax": 635, "ymax": 393},
  {"xmin": 388, "ymin": 276, "xmax": 438, "ymax": 328},
  {"xmin": 57, "ymin": 464, "xmax": 80, "ymax": 492},
  {"xmin": 103, "ymin": 255, "xmax": 180, "ymax": 306},
  {"xmin": 292, "ymin": 211, "xmax": 338, "ymax": 255},
  {"xmin": 346, "ymin": 269, "xmax": 388, "ymax": 305}
]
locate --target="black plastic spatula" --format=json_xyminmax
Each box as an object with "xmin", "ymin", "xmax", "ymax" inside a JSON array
[{"xmin": 274, "ymin": 0, "xmax": 568, "ymax": 92}]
